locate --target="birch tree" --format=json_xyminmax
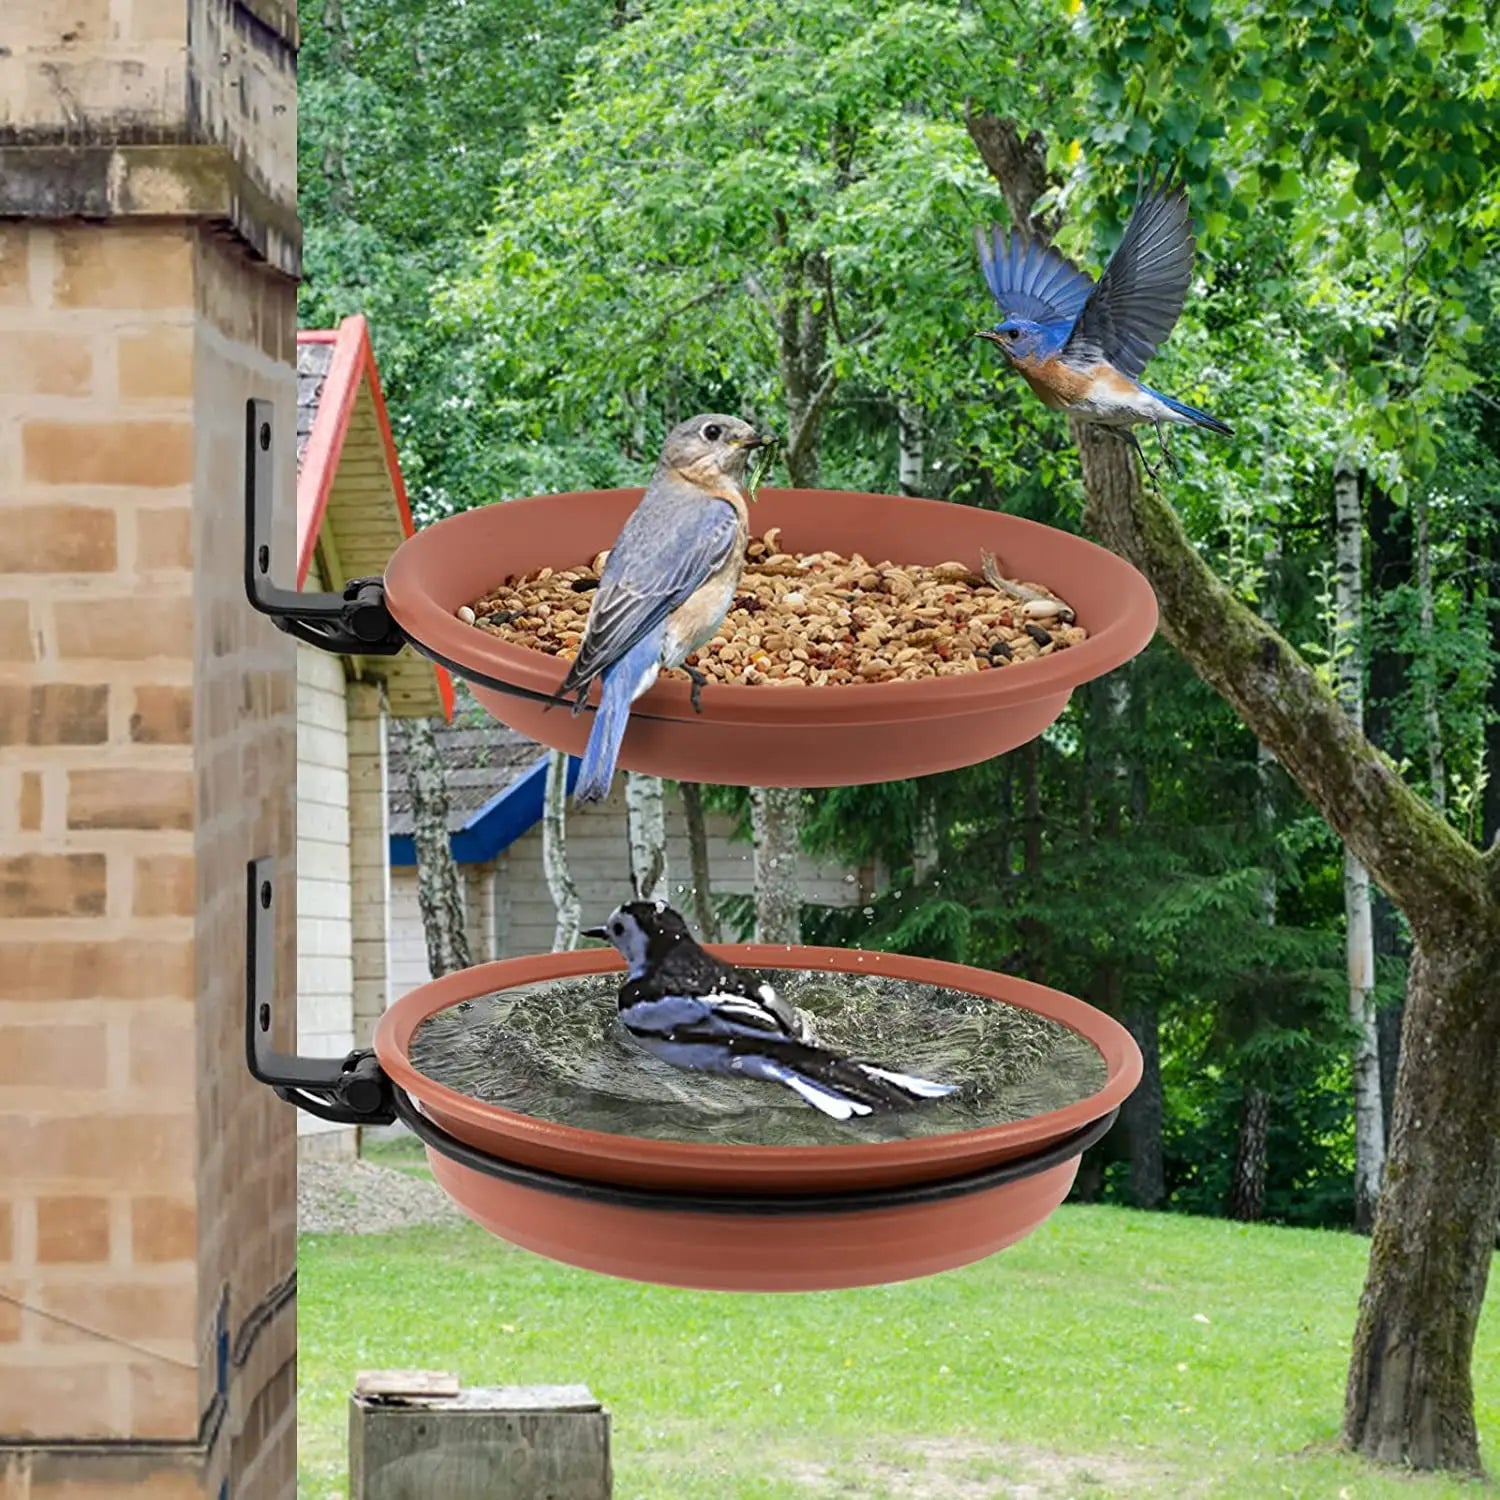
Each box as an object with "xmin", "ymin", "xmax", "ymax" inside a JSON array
[
  {"xmin": 752, "ymin": 786, "xmax": 802, "ymax": 944},
  {"xmin": 401, "ymin": 717, "xmax": 471, "ymax": 978},
  {"xmin": 542, "ymin": 749, "xmax": 580, "ymax": 951},
  {"xmin": 625, "ymin": 772, "xmax": 669, "ymax": 902},
  {"xmin": 897, "ymin": 403, "xmax": 926, "ymax": 496},
  {"xmin": 1333, "ymin": 459, "xmax": 1385, "ymax": 1232}
]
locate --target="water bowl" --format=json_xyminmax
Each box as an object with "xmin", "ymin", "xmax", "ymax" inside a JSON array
[
  {"xmin": 372, "ymin": 943, "xmax": 1141, "ymax": 1291},
  {"xmin": 381, "ymin": 488, "xmax": 1158, "ymax": 787}
]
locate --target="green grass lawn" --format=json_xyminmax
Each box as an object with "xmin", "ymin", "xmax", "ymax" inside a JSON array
[{"xmin": 299, "ymin": 1177, "xmax": 1499, "ymax": 1499}]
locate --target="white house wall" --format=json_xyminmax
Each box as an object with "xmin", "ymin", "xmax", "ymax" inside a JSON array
[{"xmin": 296, "ymin": 631, "xmax": 354, "ymax": 1144}]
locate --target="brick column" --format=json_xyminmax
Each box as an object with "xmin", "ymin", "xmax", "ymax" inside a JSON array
[
  {"xmin": 0, "ymin": 4, "xmax": 300, "ymax": 1497},
  {"xmin": 348, "ymin": 680, "xmax": 392, "ymax": 1047}
]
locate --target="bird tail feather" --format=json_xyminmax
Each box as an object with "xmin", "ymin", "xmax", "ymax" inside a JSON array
[
  {"xmin": 752, "ymin": 1038, "xmax": 955, "ymax": 1117},
  {"xmin": 779, "ymin": 1072, "xmax": 875, "ymax": 1121},
  {"xmin": 1152, "ymin": 390, "xmax": 1233, "ymax": 436},
  {"xmin": 573, "ymin": 633, "xmax": 661, "ymax": 805},
  {"xmin": 859, "ymin": 1064, "xmax": 957, "ymax": 1101}
]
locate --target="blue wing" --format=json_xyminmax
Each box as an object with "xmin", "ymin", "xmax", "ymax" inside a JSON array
[
  {"xmin": 1061, "ymin": 178, "xmax": 1195, "ymax": 379},
  {"xmin": 621, "ymin": 990, "xmax": 788, "ymax": 1040},
  {"xmin": 975, "ymin": 223, "xmax": 1095, "ymax": 325},
  {"xmin": 560, "ymin": 478, "xmax": 740, "ymax": 699}
]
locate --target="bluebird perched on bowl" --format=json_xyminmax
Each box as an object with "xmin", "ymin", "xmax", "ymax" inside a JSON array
[
  {"xmin": 583, "ymin": 901, "xmax": 957, "ymax": 1121},
  {"xmin": 559, "ymin": 415, "xmax": 773, "ymax": 805},
  {"xmin": 975, "ymin": 173, "xmax": 1231, "ymax": 477}
]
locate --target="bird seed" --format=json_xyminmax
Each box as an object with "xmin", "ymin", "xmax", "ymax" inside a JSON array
[{"xmin": 462, "ymin": 528, "xmax": 1086, "ymax": 687}]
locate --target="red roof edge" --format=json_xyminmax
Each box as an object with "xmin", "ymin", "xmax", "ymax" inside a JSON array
[{"xmin": 296, "ymin": 315, "xmax": 455, "ymax": 722}]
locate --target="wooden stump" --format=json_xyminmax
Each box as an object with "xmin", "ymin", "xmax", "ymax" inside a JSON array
[{"xmin": 349, "ymin": 1373, "xmax": 611, "ymax": 1499}]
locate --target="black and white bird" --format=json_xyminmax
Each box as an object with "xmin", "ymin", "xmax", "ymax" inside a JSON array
[{"xmin": 582, "ymin": 901, "xmax": 956, "ymax": 1122}]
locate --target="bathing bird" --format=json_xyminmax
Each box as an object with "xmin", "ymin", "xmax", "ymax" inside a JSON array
[
  {"xmin": 559, "ymin": 415, "xmax": 773, "ymax": 805},
  {"xmin": 583, "ymin": 901, "xmax": 957, "ymax": 1121},
  {"xmin": 974, "ymin": 171, "xmax": 1231, "ymax": 477}
]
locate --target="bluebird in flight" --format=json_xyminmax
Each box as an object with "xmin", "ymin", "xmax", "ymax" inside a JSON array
[
  {"xmin": 559, "ymin": 415, "xmax": 772, "ymax": 805},
  {"xmin": 975, "ymin": 173, "xmax": 1231, "ymax": 476},
  {"xmin": 584, "ymin": 901, "xmax": 957, "ymax": 1121}
]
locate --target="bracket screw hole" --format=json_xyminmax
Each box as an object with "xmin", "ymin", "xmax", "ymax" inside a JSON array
[
  {"xmin": 258, "ymin": 422, "xmax": 271, "ymax": 452},
  {"xmin": 257, "ymin": 544, "xmax": 269, "ymax": 574},
  {"xmin": 258, "ymin": 1003, "xmax": 271, "ymax": 1032},
  {"xmin": 259, "ymin": 880, "xmax": 272, "ymax": 909}
]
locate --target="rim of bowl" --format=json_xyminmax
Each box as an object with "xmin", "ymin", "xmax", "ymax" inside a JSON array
[
  {"xmin": 396, "ymin": 1084, "xmax": 1118, "ymax": 1213},
  {"xmin": 383, "ymin": 488, "xmax": 1159, "ymax": 727},
  {"xmin": 373, "ymin": 943, "xmax": 1144, "ymax": 1190}
]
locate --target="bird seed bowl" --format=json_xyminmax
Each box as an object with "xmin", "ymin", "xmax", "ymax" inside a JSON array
[
  {"xmin": 381, "ymin": 487, "xmax": 1158, "ymax": 786},
  {"xmin": 372, "ymin": 943, "xmax": 1141, "ymax": 1291}
]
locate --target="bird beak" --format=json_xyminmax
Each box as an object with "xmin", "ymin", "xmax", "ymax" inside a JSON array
[
  {"xmin": 736, "ymin": 432, "xmax": 776, "ymax": 450},
  {"xmin": 974, "ymin": 329, "xmax": 1004, "ymax": 346},
  {"xmin": 581, "ymin": 926, "xmax": 610, "ymax": 941}
]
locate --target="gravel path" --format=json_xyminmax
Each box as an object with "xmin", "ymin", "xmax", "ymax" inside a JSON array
[{"xmin": 298, "ymin": 1158, "xmax": 464, "ymax": 1235}]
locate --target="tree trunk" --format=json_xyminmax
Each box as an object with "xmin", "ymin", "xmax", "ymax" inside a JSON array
[
  {"xmin": 770, "ymin": 245, "xmax": 834, "ymax": 490},
  {"xmin": 1228, "ymin": 1086, "xmax": 1270, "ymax": 1222},
  {"xmin": 1334, "ymin": 460, "xmax": 1385, "ymax": 1233},
  {"xmin": 1415, "ymin": 494, "xmax": 1446, "ymax": 813},
  {"xmin": 1121, "ymin": 1005, "xmax": 1165, "ymax": 1209},
  {"xmin": 1069, "ymin": 422, "xmax": 1499, "ymax": 1470},
  {"xmin": 542, "ymin": 749, "xmax": 580, "ymax": 951},
  {"xmin": 1344, "ymin": 926, "xmax": 1500, "ymax": 1469},
  {"xmin": 679, "ymin": 782, "xmax": 719, "ymax": 942},
  {"xmin": 624, "ymin": 771, "xmax": 668, "ymax": 902},
  {"xmin": 972, "ymin": 118, "xmax": 1500, "ymax": 1466},
  {"xmin": 751, "ymin": 784, "xmax": 802, "ymax": 943},
  {"xmin": 897, "ymin": 402, "xmax": 925, "ymax": 496},
  {"xmin": 402, "ymin": 717, "xmax": 471, "ymax": 979}
]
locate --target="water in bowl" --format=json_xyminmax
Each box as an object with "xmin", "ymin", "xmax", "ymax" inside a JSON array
[{"xmin": 407, "ymin": 969, "xmax": 1108, "ymax": 1148}]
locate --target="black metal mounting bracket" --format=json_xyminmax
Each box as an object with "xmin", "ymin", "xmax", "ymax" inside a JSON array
[
  {"xmin": 246, "ymin": 857, "xmax": 396, "ymax": 1126},
  {"xmin": 243, "ymin": 398, "xmax": 408, "ymax": 658}
]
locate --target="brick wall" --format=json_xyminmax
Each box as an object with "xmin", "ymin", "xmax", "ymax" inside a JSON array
[
  {"xmin": 0, "ymin": 1, "xmax": 300, "ymax": 1492},
  {"xmin": 189, "ymin": 232, "xmax": 298, "ymax": 1500},
  {"xmin": 0, "ymin": 3, "xmax": 191, "ymax": 139},
  {"xmin": 0, "ymin": 220, "xmax": 202, "ymax": 1453},
  {"xmin": 0, "ymin": 210, "xmax": 297, "ymax": 1500}
]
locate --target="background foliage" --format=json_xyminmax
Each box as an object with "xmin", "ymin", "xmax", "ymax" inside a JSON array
[{"xmin": 300, "ymin": 0, "xmax": 1499, "ymax": 1229}]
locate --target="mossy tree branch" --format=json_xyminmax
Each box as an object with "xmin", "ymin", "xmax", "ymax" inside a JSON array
[{"xmin": 1073, "ymin": 422, "xmax": 1487, "ymax": 943}]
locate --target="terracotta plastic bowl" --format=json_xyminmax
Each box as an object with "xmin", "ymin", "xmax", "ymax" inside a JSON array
[
  {"xmin": 373, "ymin": 943, "xmax": 1138, "ymax": 1291},
  {"xmin": 382, "ymin": 487, "xmax": 1158, "ymax": 786},
  {"xmin": 373, "ymin": 944, "xmax": 1142, "ymax": 1198},
  {"xmin": 397, "ymin": 1093, "xmax": 1114, "ymax": 1291}
]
